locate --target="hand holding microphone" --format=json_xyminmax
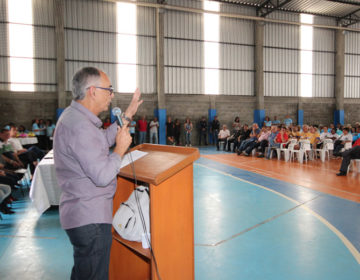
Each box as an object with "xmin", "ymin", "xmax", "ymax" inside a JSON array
[
  {"xmin": 112, "ymin": 107, "xmax": 132, "ymax": 157},
  {"xmin": 112, "ymin": 107, "xmax": 125, "ymax": 128}
]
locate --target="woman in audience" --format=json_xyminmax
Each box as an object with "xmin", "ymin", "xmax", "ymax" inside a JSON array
[
  {"xmin": 232, "ymin": 117, "xmax": 241, "ymax": 132},
  {"xmin": 263, "ymin": 116, "xmax": 272, "ymax": 127},
  {"xmin": 308, "ymin": 126, "xmax": 321, "ymax": 148},
  {"xmin": 184, "ymin": 118, "xmax": 193, "ymax": 147}
]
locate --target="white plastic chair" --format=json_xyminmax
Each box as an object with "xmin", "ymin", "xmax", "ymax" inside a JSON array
[
  {"xmin": 349, "ymin": 159, "xmax": 360, "ymax": 173},
  {"xmin": 219, "ymin": 141, "xmax": 226, "ymax": 151},
  {"xmin": 314, "ymin": 139, "xmax": 334, "ymax": 162},
  {"xmin": 277, "ymin": 139, "xmax": 297, "ymax": 162},
  {"xmin": 290, "ymin": 139, "xmax": 312, "ymax": 163}
]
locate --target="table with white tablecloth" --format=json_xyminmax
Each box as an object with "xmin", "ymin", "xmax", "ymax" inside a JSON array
[
  {"xmin": 18, "ymin": 137, "xmax": 38, "ymax": 145},
  {"xmin": 30, "ymin": 150, "xmax": 62, "ymax": 214}
]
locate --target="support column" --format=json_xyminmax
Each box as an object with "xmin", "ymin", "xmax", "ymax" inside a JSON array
[
  {"xmin": 154, "ymin": 108, "xmax": 166, "ymax": 144},
  {"xmin": 334, "ymin": 29, "xmax": 345, "ymax": 126},
  {"xmin": 156, "ymin": 8, "xmax": 166, "ymax": 144},
  {"xmin": 208, "ymin": 96, "xmax": 216, "ymax": 144},
  {"xmin": 254, "ymin": 21, "xmax": 265, "ymax": 127},
  {"xmin": 297, "ymin": 101, "xmax": 304, "ymax": 126},
  {"xmin": 54, "ymin": 0, "xmax": 66, "ymax": 120}
]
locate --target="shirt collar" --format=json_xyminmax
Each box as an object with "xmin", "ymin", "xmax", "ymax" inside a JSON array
[{"xmin": 70, "ymin": 100, "xmax": 103, "ymax": 128}]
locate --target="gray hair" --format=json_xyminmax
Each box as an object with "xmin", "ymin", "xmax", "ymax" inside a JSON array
[{"xmin": 72, "ymin": 67, "xmax": 101, "ymax": 100}]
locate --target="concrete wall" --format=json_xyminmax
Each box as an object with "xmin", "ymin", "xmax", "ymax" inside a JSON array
[{"xmin": 1, "ymin": 91, "xmax": 358, "ymax": 145}]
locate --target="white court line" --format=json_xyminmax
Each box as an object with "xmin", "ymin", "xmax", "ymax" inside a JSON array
[{"xmin": 195, "ymin": 162, "xmax": 360, "ymax": 264}]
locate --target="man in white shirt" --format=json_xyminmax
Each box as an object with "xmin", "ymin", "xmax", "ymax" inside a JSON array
[
  {"xmin": 149, "ymin": 117, "xmax": 159, "ymax": 144},
  {"xmin": 333, "ymin": 128, "xmax": 353, "ymax": 156},
  {"xmin": 217, "ymin": 125, "xmax": 230, "ymax": 151},
  {"xmin": 8, "ymin": 124, "xmax": 45, "ymax": 160}
]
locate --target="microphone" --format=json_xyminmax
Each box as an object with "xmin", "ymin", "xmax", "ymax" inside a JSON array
[{"xmin": 112, "ymin": 107, "xmax": 123, "ymax": 127}]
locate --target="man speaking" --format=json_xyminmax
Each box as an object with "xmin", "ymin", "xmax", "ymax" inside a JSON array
[{"xmin": 53, "ymin": 67, "xmax": 142, "ymax": 280}]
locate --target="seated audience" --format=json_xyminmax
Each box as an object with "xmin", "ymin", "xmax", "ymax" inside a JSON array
[
  {"xmin": 328, "ymin": 128, "xmax": 340, "ymax": 141},
  {"xmin": 265, "ymin": 126, "xmax": 280, "ymax": 159},
  {"xmin": 234, "ymin": 124, "xmax": 250, "ymax": 152},
  {"xmin": 237, "ymin": 123, "xmax": 260, "ymax": 155},
  {"xmin": 308, "ymin": 126, "xmax": 320, "ymax": 148},
  {"xmin": 336, "ymin": 146, "xmax": 360, "ymax": 176},
  {"xmin": 333, "ymin": 128, "xmax": 352, "ymax": 156},
  {"xmin": 263, "ymin": 116, "xmax": 272, "ymax": 127},
  {"xmin": 0, "ymin": 183, "xmax": 13, "ymax": 214},
  {"xmin": 243, "ymin": 126, "xmax": 271, "ymax": 157},
  {"xmin": 8, "ymin": 124, "xmax": 45, "ymax": 160},
  {"xmin": 266, "ymin": 127, "xmax": 289, "ymax": 159},
  {"xmin": 299, "ymin": 125, "xmax": 312, "ymax": 141},
  {"xmin": 289, "ymin": 125, "xmax": 300, "ymax": 139},
  {"xmin": 283, "ymin": 115, "xmax": 293, "ymax": 127},
  {"xmin": 217, "ymin": 125, "xmax": 230, "ymax": 151},
  {"xmin": 0, "ymin": 127, "xmax": 37, "ymax": 173},
  {"xmin": 272, "ymin": 116, "xmax": 280, "ymax": 125}
]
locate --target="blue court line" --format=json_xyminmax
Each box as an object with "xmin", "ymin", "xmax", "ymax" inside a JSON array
[{"xmin": 196, "ymin": 156, "xmax": 360, "ymax": 254}]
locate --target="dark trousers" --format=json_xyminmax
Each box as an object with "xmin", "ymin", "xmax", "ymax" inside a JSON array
[
  {"xmin": 66, "ymin": 223, "xmax": 112, "ymax": 280},
  {"xmin": 334, "ymin": 141, "xmax": 344, "ymax": 155},
  {"xmin": 216, "ymin": 138, "xmax": 228, "ymax": 150},
  {"xmin": 340, "ymin": 146, "xmax": 360, "ymax": 173},
  {"xmin": 28, "ymin": 145, "xmax": 45, "ymax": 160},
  {"xmin": 198, "ymin": 130, "xmax": 207, "ymax": 145}
]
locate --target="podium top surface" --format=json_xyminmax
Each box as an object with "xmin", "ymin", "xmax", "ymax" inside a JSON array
[{"xmin": 118, "ymin": 144, "xmax": 200, "ymax": 185}]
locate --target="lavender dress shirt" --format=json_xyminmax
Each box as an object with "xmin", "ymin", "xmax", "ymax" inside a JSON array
[{"xmin": 54, "ymin": 101, "xmax": 122, "ymax": 229}]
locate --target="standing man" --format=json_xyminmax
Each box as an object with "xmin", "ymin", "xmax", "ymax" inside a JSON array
[
  {"xmin": 137, "ymin": 115, "xmax": 147, "ymax": 144},
  {"xmin": 53, "ymin": 67, "xmax": 142, "ymax": 280},
  {"xmin": 211, "ymin": 116, "xmax": 220, "ymax": 146},
  {"xmin": 149, "ymin": 116, "xmax": 159, "ymax": 144},
  {"xmin": 198, "ymin": 116, "xmax": 208, "ymax": 146}
]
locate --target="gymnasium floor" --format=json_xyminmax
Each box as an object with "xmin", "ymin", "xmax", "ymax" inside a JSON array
[{"xmin": 1, "ymin": 146, "xmax": 360, "ymax": 279}]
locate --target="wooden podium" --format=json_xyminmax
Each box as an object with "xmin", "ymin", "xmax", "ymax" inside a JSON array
[{"xmin": 109, "ymin": 144, "xmax": 200, "ymax": 280}]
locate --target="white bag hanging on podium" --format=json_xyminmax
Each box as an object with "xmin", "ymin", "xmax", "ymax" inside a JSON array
[{"xmin": 112, "ymin": 185, "xmax": 150, "ymax": 242}]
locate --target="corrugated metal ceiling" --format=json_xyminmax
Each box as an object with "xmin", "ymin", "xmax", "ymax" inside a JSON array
[{"xmin": 215, "ymin": 0, "xmax": 360, "ymax": 26}]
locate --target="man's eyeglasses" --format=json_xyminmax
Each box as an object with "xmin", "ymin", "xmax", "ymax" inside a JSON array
[{"xmin": 88, "ymin": 86, "xmax": 114, "ymax": 95}]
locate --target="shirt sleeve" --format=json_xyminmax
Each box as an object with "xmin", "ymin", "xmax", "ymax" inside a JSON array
[
  {"xmin": 70, "ymin": 124, "xmax": 122, "ymax": 187},
  {"xmin": 102, "ymin": 122, "xmax": 118, "ymax": 147}
]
